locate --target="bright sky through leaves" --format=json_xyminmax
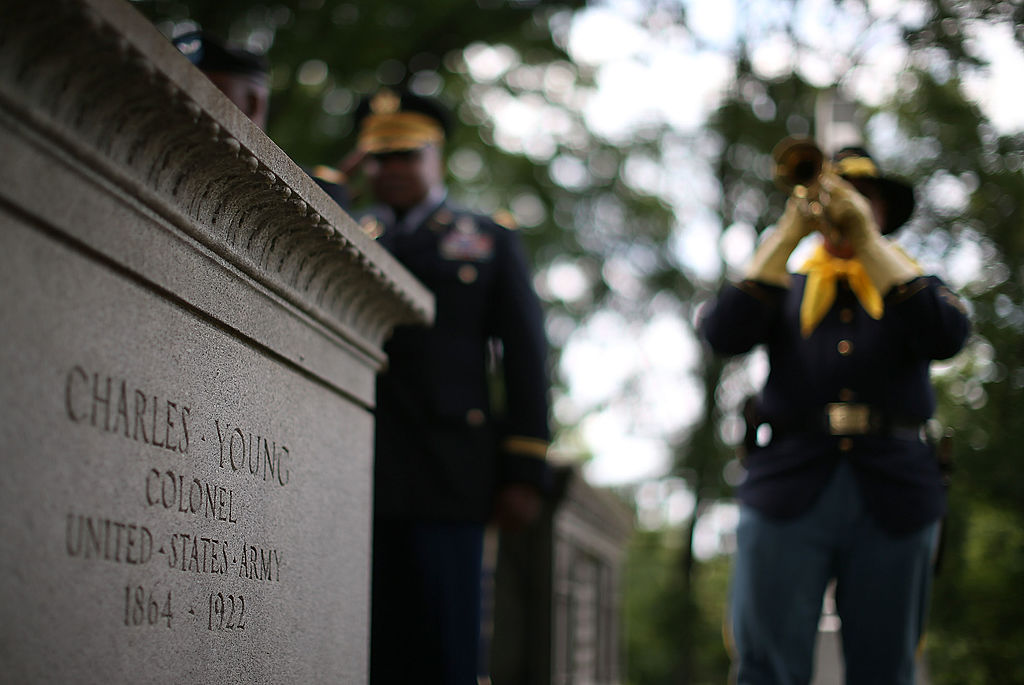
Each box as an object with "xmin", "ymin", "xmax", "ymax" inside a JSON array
[{"xmin": 464, "ymin": 0, "xmax": 1023, "ymax": 491}]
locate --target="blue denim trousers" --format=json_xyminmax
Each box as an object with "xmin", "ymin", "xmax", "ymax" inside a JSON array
[{"xmin": 730, "ymin": 459, "xmax": 939, "ymax": 685}]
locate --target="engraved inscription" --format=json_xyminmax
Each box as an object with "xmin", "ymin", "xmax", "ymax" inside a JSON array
[
  {"xmin": 208, "ymin": 592, "xmax": 246, "ymax": 630},
  {"xmin": 65, "ymin": 514, "xmax": 154, "ymax": 565},
  {"xmin": 167, "ymin": 533, "xmax": 231, "ymax": 575},
  {"xmin": 124, "ymin": 585, "xmax": 173, "ymax": 628},
  {"xmin": 145, "ymin": 469, "xmax": 239, "ymax": 524},
  {"xmin": 214, "ymin": 420, "xmax": 291, "ymax": 487},
  {"xmin": 64, "ymin": 515, "xmax": 283, "ymax": 582},
  {"xmin": 61, "ymin": 365, "xmax": 292, "ymax": 633},
  {"xmin": 65, "ymin": 366, "xmax": 190, "ymax": 454},
  {"xmin": 238, "ymin": 542, "xmax": 283, "ymax": 582},
  {"xmin": 118, "ymin": 585, "xmax": 259, "ymax": 631}
]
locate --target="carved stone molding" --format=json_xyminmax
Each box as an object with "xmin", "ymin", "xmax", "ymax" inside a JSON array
[{"xmin": 0, "ymin": 0, "xmax": 433, "ymax": 349}]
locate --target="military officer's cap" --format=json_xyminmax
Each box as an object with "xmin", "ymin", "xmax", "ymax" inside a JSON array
[
  {"xmin": 833, "ymin": 147, "xmax": 915, "ymax": 234},
  {"xmin": 172, "ymin": 31, "xmax": 269, "ymax": 80},
  {"xmin": 354, "ymin": 89, "xmax": 453, "ymax": 154}
]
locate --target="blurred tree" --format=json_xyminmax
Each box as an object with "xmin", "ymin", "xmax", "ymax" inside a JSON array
[{"xmin": 891, "ymin": 6, "xmax": 1024, "ymax": 681}]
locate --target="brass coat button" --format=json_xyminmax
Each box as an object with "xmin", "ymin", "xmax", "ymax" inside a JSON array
[
  {"xmin": 838, "ymin": 438, "xmax": 853, "ymax": 452},
  {"xmin": 458, "ymin": 264, "xmax": 478, "ymax": 284},
  {"xmin": 466, "ymin": 409, "xmax": 486, "ymax": 426},
  {"xmin": 837, "ymin": 340, "xmax": 853, "ymax": 356},
  {"xmin": 840, "ymin": 308, "xmax": 854, "ymax": 323}
]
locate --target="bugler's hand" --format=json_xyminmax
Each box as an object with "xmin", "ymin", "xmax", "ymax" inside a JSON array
[
  {"xmin": 820, "ymin": 173, "xmax": 880, "ymax": 249},
  {"xmin": 777, "ymin": 195, "xmax": 819, "ymax": 243},
  {"xmin": 816, "ymin": 172, "xmax": 921, "ymax": 293},
  {"xmin": 743, "ymin": 196, "xmax": 817, "ymax": 286}
]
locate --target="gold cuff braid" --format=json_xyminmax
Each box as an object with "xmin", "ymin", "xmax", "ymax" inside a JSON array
[{"xmin": 501, "ymin": 436, "xmax": 549, "ymax": 459}]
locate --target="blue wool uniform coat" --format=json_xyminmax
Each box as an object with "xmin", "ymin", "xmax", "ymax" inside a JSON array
[
  {"xmin": 702, "ymin": 274, "xmax": 970, "ymax": 534},
  {"xmin": 372, "ymin": 201, "xmax": 550, "ymax": 523}
]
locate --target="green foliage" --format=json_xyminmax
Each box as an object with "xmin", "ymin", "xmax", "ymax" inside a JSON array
[
  {"xmin": 132, "ymin": 0, "xmax": 581, "ymax": 161},
  {"xmin": 886, "ymin": 20, "xmax": 1024, "ymax": 682},
  {"xmin": 623, "ymin": 529, "xmax": 732, "ymax": 685},
  {"xmin": 929, "ymin": 495, "xmax": 1024, "ymax": 684}
]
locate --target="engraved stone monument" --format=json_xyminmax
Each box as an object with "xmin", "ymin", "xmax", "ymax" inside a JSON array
[
  {"xmin": 490, "ymin": 467, "xmax": 633, "ymax": 684},
  {"xmin": 0, "ymin": 1, "xmax": 432, "ymax": 682}
]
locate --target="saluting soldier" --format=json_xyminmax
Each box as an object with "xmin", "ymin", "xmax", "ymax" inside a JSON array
[
  {"xmin": 701, "ymin": 145, "xmax": 970, "ymax": 685},
  {"xmin": 350, "ymin": 89, "xmax": 551, "ymax": 685}
]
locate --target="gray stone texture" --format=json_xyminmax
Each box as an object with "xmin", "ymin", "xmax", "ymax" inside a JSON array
[
  {"xmin": 0, "ymin": 1, "xmax": 432, "ymax": 683},
  {"xmin": 489, "ymin": 467, "xmax": 633, "ymax": 684}
]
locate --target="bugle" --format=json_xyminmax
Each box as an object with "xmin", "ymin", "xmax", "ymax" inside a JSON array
[
  {"xmin": 772, "ymin": 136, "xmax": 825, "ymax": 195},
  {"xmin": 771, "ymin": 136, "xmax": 837, "ymax": 232}
]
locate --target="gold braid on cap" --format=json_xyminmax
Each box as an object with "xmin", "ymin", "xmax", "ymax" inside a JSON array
[
  {"xmin": 835, "ymin": 156, "xmax": 879, "ymax": 178},
  {"xmin": 358, "ymin": 112, "xmax": 445, "ymax": 153}
]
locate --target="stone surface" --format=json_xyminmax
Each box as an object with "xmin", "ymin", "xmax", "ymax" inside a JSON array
[
  {"xmin": 0, "ymin": 1, "xmax": 432, "ymax": 682},
  {"xmin": 550, "ymin": 469, "xmax": 633, "ymax": 684},
  {"xmin": 489, "ymin": 466, "xmax": 633, "ymax": 685}
]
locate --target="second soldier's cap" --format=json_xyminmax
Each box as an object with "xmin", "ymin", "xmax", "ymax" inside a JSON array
[
  {"xmin": 172, "ymin": 31, "xmax": 269, "ymax": 80},
  {"xmin": 354, "ymin": 89, "xmax": 453, "ymax": 154}
]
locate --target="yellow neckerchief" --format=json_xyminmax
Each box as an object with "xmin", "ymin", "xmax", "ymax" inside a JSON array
[{"xmin": 797, "ymin": 244, "xmax": 883, "ymax": 337}]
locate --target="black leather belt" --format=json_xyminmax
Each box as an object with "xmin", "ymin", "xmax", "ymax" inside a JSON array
[{"xmin": 768, "ymin": 403, "xmax": 925, "ymax": 440}]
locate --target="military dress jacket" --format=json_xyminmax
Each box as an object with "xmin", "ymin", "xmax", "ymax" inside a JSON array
[
  {"xmin": 371, "ymin": 201, "xmax": 550, "ymax": 523},
  {"xmin": 701, "ymin": 274, "xmax": 970, "ymax": 534}
]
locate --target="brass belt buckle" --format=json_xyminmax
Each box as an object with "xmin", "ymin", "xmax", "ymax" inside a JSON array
[{"xmin": 826, "ymin": 403, "xmax": 870, "ymax": 435}]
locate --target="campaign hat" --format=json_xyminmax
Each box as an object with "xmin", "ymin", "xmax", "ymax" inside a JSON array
[{"xmin": 833, "ymin": 146, "xmax": 915, "ymax": 234}]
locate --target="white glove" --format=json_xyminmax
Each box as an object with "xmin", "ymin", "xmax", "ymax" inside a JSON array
[
  {"xmin": 822, "ymin": 174, "xmax": 920, "ymax": 294},
  {"xmin": 743, "ymin": 197, "xmax": 816, "ymax": 287}
]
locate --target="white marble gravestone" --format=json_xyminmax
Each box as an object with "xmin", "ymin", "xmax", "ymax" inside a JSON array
[{"xmin": 0, "ymin": 1, "xmax": 433, "ymax": 682}]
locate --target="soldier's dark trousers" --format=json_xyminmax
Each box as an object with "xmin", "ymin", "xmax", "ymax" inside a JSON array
[{"xmin": 370, "ymin": 519, "xmax": 484, "ymax": 685}]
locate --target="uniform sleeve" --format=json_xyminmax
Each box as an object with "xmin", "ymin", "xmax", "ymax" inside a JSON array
[
  {"xmin": 884, "ymin": 276, "xmax": 971, "ymax": 360},
  {"xmin": 700, "ymin": 279, "xmax": 788, "ymax": 356},
  {"xmin": 487, "ymin": 228, "xmax": 551, "ymax": 490},
  {"xmin": 311, "ymin": 177, "xmax": 351, "ymax": 210},
  {"xmin": 301, "ymin": 165, "xmax": 351, "ymax": 210}
]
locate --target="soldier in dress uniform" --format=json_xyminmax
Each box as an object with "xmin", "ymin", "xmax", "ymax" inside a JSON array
[
  {"xmin": 701, "ymin": 144, "xmax": 970, "ymax": 685},
  {"xmin": 349, "ymin": 89, "xmax": 551, "ymax": 685},
  {"xmin": 171, "ymin": 30, "xmax": 349, "ymax": 207}
]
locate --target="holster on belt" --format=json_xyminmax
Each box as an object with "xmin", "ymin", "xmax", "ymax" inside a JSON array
[
  {"xmin": 739, "ymin": 394, "xmax": 763, "ymax": 463},
  {"xmin": 933, "ymin": 429, "xmax": 955, "ymax": 575}
]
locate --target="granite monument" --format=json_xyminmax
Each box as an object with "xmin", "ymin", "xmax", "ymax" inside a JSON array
[{"xmin": 0, "ymin": 1, "xmax": 432, "ymax": 682}]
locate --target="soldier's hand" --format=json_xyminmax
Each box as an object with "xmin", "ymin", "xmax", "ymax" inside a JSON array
[
  {"xmin": 820, "ymin": 172, "xmax": 880, "ymax": 249},
  {"xmin": 776, "ymin": 195, "xmax": 819, "ymax": 243},
  {"xmin": 337, "ymin": 148, "xmax": 367, "ymax": 178},
  {"xmin": 493, "ymin": 483, "xmax": 543, "ymax": 532}
]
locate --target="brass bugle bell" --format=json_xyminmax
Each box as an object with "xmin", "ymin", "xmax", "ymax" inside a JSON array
[{"xmin": 772, "ymin": 136, "xmax": 825, "ymax": 194}]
